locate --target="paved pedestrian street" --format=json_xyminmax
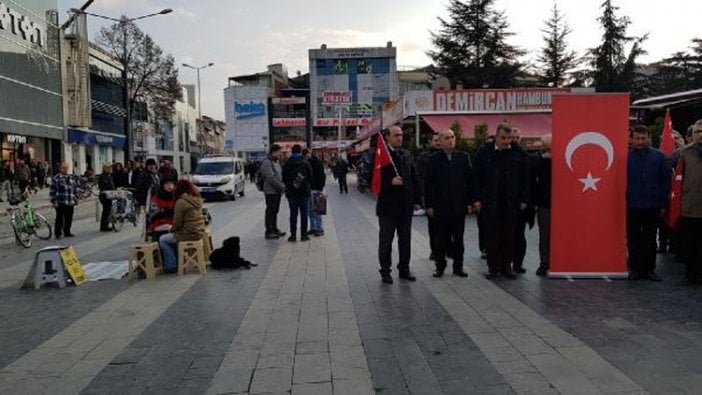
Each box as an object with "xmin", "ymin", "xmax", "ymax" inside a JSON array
[{"xmin": 0, "ymin": 180, "xmax": 701, "ymax": 394}]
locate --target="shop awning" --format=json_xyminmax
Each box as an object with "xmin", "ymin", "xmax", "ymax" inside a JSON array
[{"xmin": 421, "ymin": 113, "xmax": 553, "ymax": 138}]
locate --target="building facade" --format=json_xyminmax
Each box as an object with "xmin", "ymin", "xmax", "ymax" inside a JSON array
[
  {"xmin": 1, "ymin": 0, "xmax": 63, "ymax": 166},
  {"xmin": 309, "ymin": 43, "xmax": 399, "ymax": 146}
]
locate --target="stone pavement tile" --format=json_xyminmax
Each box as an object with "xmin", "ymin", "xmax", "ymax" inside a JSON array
[
  {"xmin": 332, "ymin": 378, "xmax": 376, "ymax": 395},
  {"xmin": 296, "ymin": 340, "xmax": 329, "ymax": 355},
  {"xmin": 250, "ymin": 366, "xmax": 293, "ymax": 394},
  {"xmin": 293, "ymin": 353, "xmax": 331, "ymax": 384},
  {"xmin": 526, "ymin": 353, "xmax": 602, "ymax": 394},
  {"xmin": 364, "ymin": 357, "xmax": 409, "ymax": 394},
  {"xmin": 291, "ymin": 381, "xmax": 332, "ymax": 395},
  {"xmin": 257, "ymin": 352, "xmax": 294, "ymax": 369},
  {"xmin": 556, "ymin": 346, "xmax": 642, "ymax": 393}
]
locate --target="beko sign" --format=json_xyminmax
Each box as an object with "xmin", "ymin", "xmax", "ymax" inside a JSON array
[
  {"xmin": 0, "ymin": 2, "xmax": 47, "ymax": 47},
  {"xmin": 234, "ymin": 101, "xmax": 266, "ymax": 120}
]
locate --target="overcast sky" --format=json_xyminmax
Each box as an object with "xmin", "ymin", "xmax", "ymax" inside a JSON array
[{"xmin": 58, "ymin": 0, "xmax": 702, "ymax": 119}]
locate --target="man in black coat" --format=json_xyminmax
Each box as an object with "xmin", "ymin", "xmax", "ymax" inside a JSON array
[
  {"xmin": 472, "ymin": 123, "xmax": 529, "ymax": 280},
  {"xmin": 424, "ymin": 129, "xmax": 472, "ymax": 278},
  {"xmin": 416, "ymin": 133, "xmax": 440, "ymax": 260},
  {"xmin": 333, "ymin": 157, "xmax": 349, "ymax": 193},
  {"xmin": 377, "ymin": 126, "xmax": 422, "ymax": 284},
  {"xmin": 533, "ymin": 134, "xmax": 552, "ymax": 276},
  {"xmin": 98, "ymin": 164, "xmax": 116, "ymax": 231},
  {"xmin": 510, "ymin": 129, "xmax": 535, "ymax": 274}
]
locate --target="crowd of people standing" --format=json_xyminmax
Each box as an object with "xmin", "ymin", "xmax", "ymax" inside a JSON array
[{"xmin": 0, "ymin": 158, "xmax": 50, "ymax": 201}]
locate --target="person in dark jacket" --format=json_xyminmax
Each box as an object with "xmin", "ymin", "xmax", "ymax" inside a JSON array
[
  {"xmin": 416, "ymin": 134, "xmax": 440, "ymax": 260},
  {"xmin": 98, "ymin": 164, "xmax": 116, "ymax": 231},
  {"xmin": 510, "ymin": 129, "xmax": 535, "ymax": 274},
  {"xmin": 376, "ymin": 126, "xmax": 422, "ymax": 284},
  {"xmin": 0, "ymin": 161, "xmax": 12, "ymax": 202},
  {"xmin": 282, "ymin": 145, "xmax": 313, "ymax": 242},
  {"xmin": 333, "ymin": 157, "xmax": 349, "ymax": 193},
  {"xmin": 305, "ymin": 148, "xmax": 327, "ymax": 236},
  {"xmin": 424, "ymin": 129, "xmax": 472, "ymax": 278},
  {"xmin": 533, "ymin": 135, "xmax": 552, "ymax": 276},
  {"xmin": 135, "ymin": 159, "xmax": 160, "ymax": 208},
  {"xmin": 626, "ymin": 125, "xmax": 670, "ymax": 281},
  {"xmin": 472, "ymin": 124, "xmax": 529, "ymax": 280},
  {"xmin": 112, "ymin": 162, "xmax": 130, "ymax": 188}
]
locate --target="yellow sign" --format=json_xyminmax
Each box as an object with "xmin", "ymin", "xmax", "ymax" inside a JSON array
[{"xmin": 59, "ymin": 247, "xmax": 88, "ymax": 286}]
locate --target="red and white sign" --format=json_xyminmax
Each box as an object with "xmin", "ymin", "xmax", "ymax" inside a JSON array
[
  {"xmin": 434, "ymin": 88, "xmax": 570, "ymax": 112},
  {"xmin": 272, "ymin": 118, "xmax": 306, "ymax": 127},
  {"xmin": 550, "ymin": 94, "xmax": 630, "ymax": 278},
  {"xmin": 322, "ymin": 91, "xmax": 352, "ymax": 104},
  {"xmin": 314, "ymin": 118, "xmax": 370, "ymax": 127}
]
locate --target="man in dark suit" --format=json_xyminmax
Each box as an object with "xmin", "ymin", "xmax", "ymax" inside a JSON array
[
  {"xmin": 377, "ymin": 126, "xmax": 422, "ymax": 284},
  {"xmin": 472, "ymin": 123, "xmax": 529, "ymax": 280},
  {"xmin": 424, "ymin": 129, "xmax": 472, "ymax": 278},
  {"xmin": 416, "ymin": 133, "xmax": 440, "ymax": 260}
]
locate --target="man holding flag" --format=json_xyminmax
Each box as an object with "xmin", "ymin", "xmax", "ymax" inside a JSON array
[{"xmin": 372, "ymin": 126, "xmax": 421, "ymax": 284}]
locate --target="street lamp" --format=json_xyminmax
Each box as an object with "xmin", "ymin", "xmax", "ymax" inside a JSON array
[
  {"xmin": 69, "ymin": 8, "xmax": 173, "ymax": 161},
  {"xmin": 181, "ymin": 62, "xmax": 214, "ymax": 120}
]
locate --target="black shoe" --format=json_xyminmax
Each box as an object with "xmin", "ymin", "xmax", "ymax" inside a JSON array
[
  {"xmin": 381, "ymin": 273, "xmax": 393, "ymax": 284},
  {"xmin": 274, "ymin": 230, "xmax": 286, "ymax": 237},
  {"xmin": 301, "ymin": 235, "xmax": 310, "ymax": 242},
  {"xmin": 265, "ymin": 233, "xmax": 279, "ymax": 240},
  {"xmin": 646, "ymin": 271, "xmax": 662, "ymax": 282},
  {"xmin": 432, "ymin": 270, "xmax": 444, "ymax": 278},
  {"xmin": 453, "ymin": 271, "xmax": 469, "ymax": 278},
  {"xmin": 501, "ymin": 271, "xmax": 517, "ymax": 280},
  {"xmin": 287, "ymin": 235, "xmax": 296, "ymax": 242},
  {"xmin": 65, "ymin": 233, "xmax": 76, "ymax": 238},
  {"xmin": 536, "ymin": 266, "xmax": 548, "ymax": 277},
  {"xmin": 513, "ymin": 267, "xmax": 526, "ymax": 274},
  {"xmin": 628, "ymin": 272, "xmax": 643, "ymax": 281},
  {"xmin": 485, "ymin": 273, "xmax": 497, "ymax": 280},
  {"xmin": 314, "ymin": 230, "xmax": 324, "ymax": 237},
  {"xmin": 399, "ymin": 272, "xmax": 416, "ymax": 282}
]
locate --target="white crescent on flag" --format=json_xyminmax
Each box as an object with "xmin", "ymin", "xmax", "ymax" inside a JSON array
[{"xmin": 565, "ymin": 132, "xmax": 615, "ymax": 192}]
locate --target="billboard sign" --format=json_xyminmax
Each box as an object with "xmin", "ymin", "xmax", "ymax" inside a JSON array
[
  {"xmin": 272, "ymin": 118, "xmax": 306, "ymax": 127},
  {"xmin": 434, "ymin": 88, "xmax": 570, "ymax": 112}
]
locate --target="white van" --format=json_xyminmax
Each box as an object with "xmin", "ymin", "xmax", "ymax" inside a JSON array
[{"xmin": 191, "ymin": 155, "xmax": 246, "ymax": 200}]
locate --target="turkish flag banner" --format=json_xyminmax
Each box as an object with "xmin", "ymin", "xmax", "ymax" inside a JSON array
[
  {"xmin": 659, "ymin": 109, "xmax": 675, "ymax": 158},
  {"xmin": 665, "ymin": 159, "xmax": 684, "ymax": 229},
  {"xmin": 549, "ymin": 94, "xmax": 630, "ymax": 278},
  {"xmin": 371, "ymin": 134, "xmax": 393, "ymax": 195}
]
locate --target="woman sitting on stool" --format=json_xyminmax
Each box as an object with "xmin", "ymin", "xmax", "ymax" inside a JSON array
[
  {"xmin": 146, "ymin": 179, "xmax": 176, "ymax": 242},
  {"xmin": 159, "ymin": 180, "xmax": 207, "ymax": 273}
]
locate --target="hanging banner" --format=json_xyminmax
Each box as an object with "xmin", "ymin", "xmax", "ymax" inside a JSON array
[{"xmin": 549, "ymin": 94, "xmax": 629, "ymax": 278}]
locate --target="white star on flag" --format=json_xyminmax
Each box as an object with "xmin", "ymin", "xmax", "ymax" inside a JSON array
[{"xmin": 579, "ymin": 172, "xmax": 601, "ymax": 192}]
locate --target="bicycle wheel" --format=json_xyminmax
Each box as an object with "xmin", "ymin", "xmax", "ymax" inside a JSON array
[
  {"xmin": 111, "ymin": 202, "xmax": 123, "ymax": 232},
  {"xmin": 11, "ymin": 213, "xmax": 31, "ymax": 248},
  {"xmin": 32, "ymin": 213, "xmax": 53, "ymax": 240}
]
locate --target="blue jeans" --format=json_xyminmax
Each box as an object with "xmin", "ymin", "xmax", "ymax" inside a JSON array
[
  {"xmin": 288, "ymin": 196, "xmax": 309, "ymax": 237},
  {"xmin": 308, "ymin": 191, "xmax": 323, "ymax": 232},
  {"xmin": 159, "ymin": 233, "xmax": 178, "ymax": 271}
]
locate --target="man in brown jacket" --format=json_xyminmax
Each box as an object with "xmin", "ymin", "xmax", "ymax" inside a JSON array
[{"xmin": 679, "ymin": 120, "xmax": 702, "ymax": 285}]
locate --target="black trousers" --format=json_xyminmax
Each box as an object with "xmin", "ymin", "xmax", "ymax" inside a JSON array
[
  {"xmin": 378, "ymin": 215, "xmax": 412, "ymax": 275},
  {"xmin": 428, "ymin": 215, "xmax": 438, "ymax": 255},
  {"xmin": 264, "ymin": 193, "xmax": 282, "ymax": 234},
  {"xmin": 477, "ymin": 211, "xmax": 487, "ymax": 253},
  {"xmin": 99, "ymin": 197, "xmax": 112, "ymax": 230},
  {"xmin": 485, "ymin": 216, "xmax": 517, "ymax": 275},
  {"xmin": 627, "ymin": 209, "xmax": 659, "ymax": 274},
  {"xmin": 338, "ymin": 175, "xmax": 348, "ymax": 193},
  {"xmin": 287, "ymin": 196, "xmax": 308, "ymax": 237},
  {"xmin": 434, "ymin": 216, "xmax": 466, "ymax": 273},
  {"xmin": 54, "ymin": 204, "xmax": 75, "ymax": 237},
  {"xmin": 513, "ymin": 215, "xmax": 528, "ymax": 270},
  {"xmin": 537, "ymin": 208, "xmax": 551, "ymax": 268},
  {"xmin": 680, "ymin": 217, "xmax": 702, "ymax": 282}
]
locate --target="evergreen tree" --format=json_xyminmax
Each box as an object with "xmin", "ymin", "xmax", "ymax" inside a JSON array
[
  {"xmin": 427, "ymin": 0, "xmax": 525, "ymax": 88},
  {"xmin": 537, "ymin": 2, "xmax": 577, "ymax": 87},
  {"xmin": 589, "ymin": 0, "xmax": 647, "ymax": 94},
  {"xmin": 658, "ymin": 39, "xmax": 702, "ymax": 94}
]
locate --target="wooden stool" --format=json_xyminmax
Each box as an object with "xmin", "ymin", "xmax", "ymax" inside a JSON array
[
  {"xmin": 202, "ymin": 230, "xmax": 214, "ymax": 261},
  {"xmin": 177, "ymin": 239, "xmax": 206, "ymax": 276},
  {"xmin": 128, "ymin": 243, "xmax": 164, "ymax": 280}
]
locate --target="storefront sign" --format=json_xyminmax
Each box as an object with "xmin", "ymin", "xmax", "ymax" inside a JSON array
[
  {"xmin": 272, "ymin": 97, "xmax": 306, "ymax": 105},
  {"xmin": 272, "ymin": 118, "xmax": 306, "ymax": 127},
  {"xmin": 322, "ymin": 91, "xmax": 352, "ymax": 104},
  {"xmin": 6, "ymin": 134, "xmax": 27, "ymax": 144},
  {"xmin": 67, "ymin": 129, "xmax": 125, "ymax": 148},
  {"xmin": 234, "ymin": 101, "xmax": 266, "ymax": 120},
  {"xmin": 434, "ymin": 88, "xmax": 570, "ymax": 112},
  {"xmin": 314, "ymin": 118, "xmax": 370, "ymax": 127},
  {"xmin": 0, "ymin": 2, "xmax": 46, "ymax": 47}
]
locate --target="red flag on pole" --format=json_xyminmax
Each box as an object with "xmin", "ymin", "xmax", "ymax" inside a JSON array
[
  {"xmin": 371, "ymin": 133, "xmax": 393, "ymax": 195},
  {"xmin": 550, "ymin": 94, "xmax": 630, "ymax": 278},
  {"xmin": 659, "ymin": 109, "xmax": 675, "ymax": 157},
  {"xmin": 665, "ymin": 158, "xmax": 684, "ymax": 229}
]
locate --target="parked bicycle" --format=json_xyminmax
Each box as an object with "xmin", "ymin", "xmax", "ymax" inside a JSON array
[
  {"xmin": 7, "ymin": 191, "xmax": 52, "ymax": 248},
  {"xmin": 73, "ymin": 175, "xmax": 97, "ymax": 200},
  {"xmin": 104, "ymin": 188, "xmax": 140, "ymax": 232}
]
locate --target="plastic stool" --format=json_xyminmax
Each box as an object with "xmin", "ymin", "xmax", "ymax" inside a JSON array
[
  {"xmin": 128, "ymin": 243, "xmax": 164, "ymax": 280},
  {"xmin": 203, "ymin": 230, "xmax": 214, "ymax": 261},
  {"xmin": 177, "ymin": 239, "xmax": 206, "ymax": 275}
]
